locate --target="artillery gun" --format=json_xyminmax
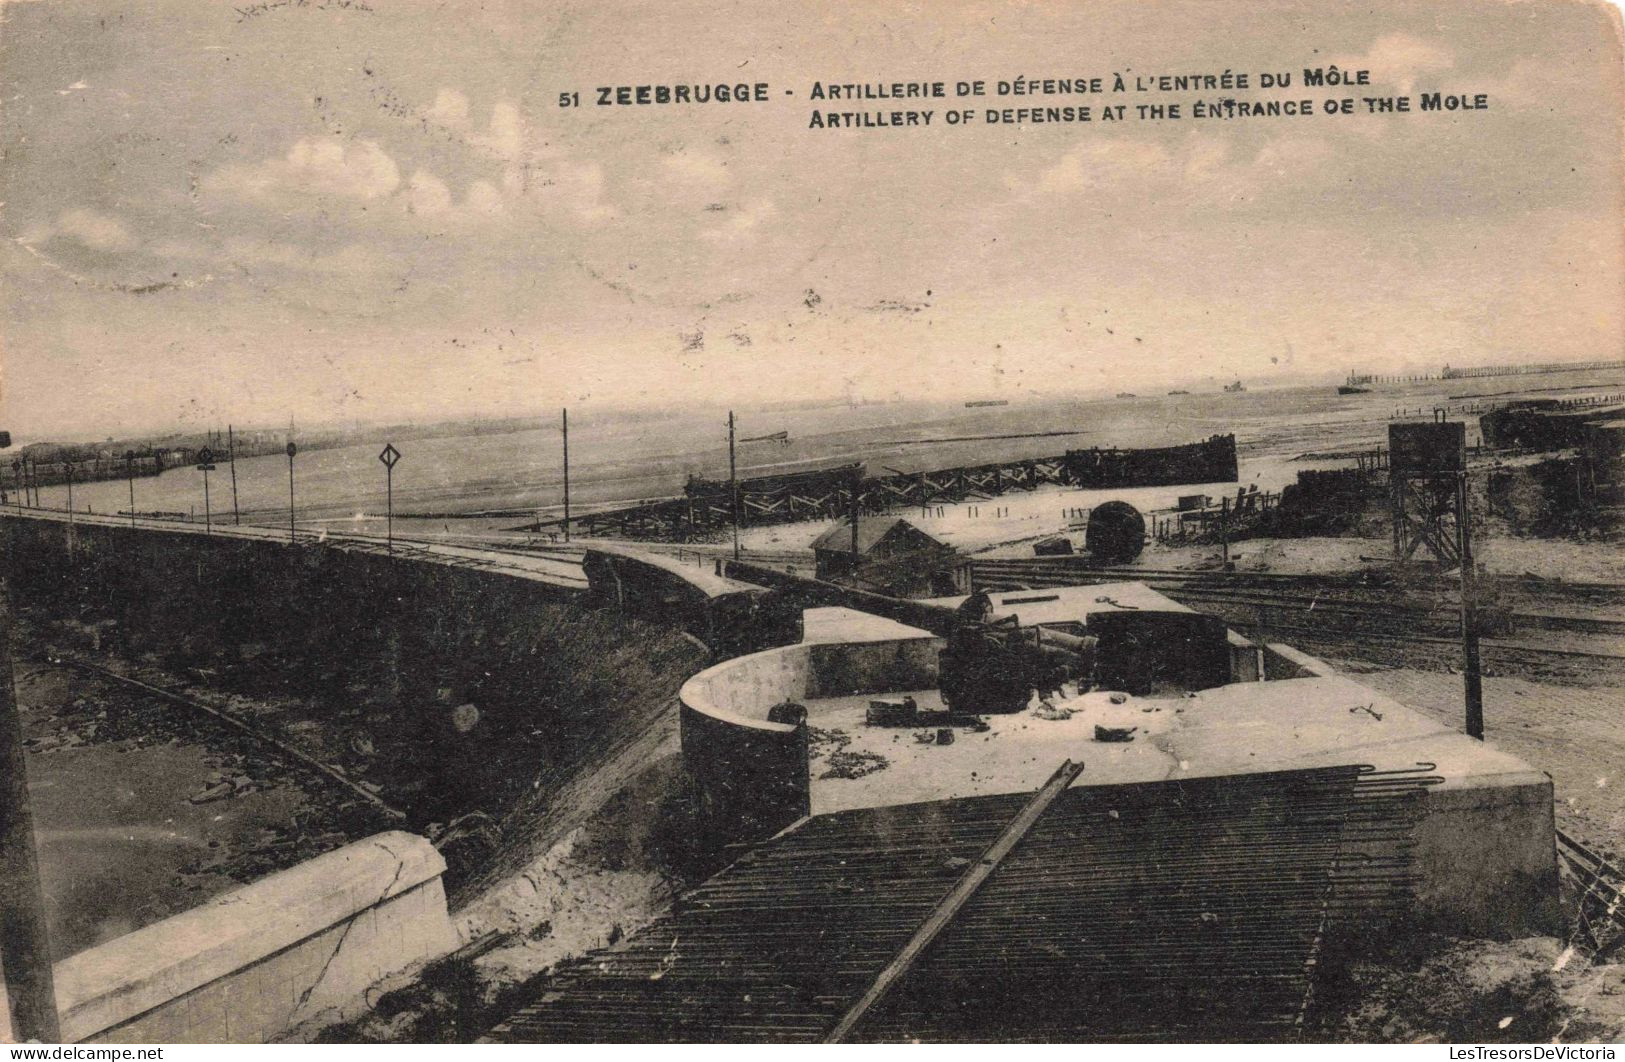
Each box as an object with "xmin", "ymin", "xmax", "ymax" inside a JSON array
[{"xmin": 937, "ymin": 591, "xmax": 1098, "ymax": 715}]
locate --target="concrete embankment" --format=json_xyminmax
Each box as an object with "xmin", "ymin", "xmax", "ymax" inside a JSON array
[
  {"xmin": 3, "ymin": 512, "xmax": 723, "ymax": 1040},
  {"xmin": 0, "ymin": 514, "xmax": 710, "ymax": 897}
]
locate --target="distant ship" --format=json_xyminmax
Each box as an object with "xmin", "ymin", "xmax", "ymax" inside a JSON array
[
  {"xmin": 1115, "ymin": 392, "xmax": 1137, "ymax": 398},
  {"xmin": 1223, "ymin": 380, "xmax": 1246, "ymax": 393},
  {"xmin": 1337, "ymin": 385, "xmax": 1371, "ymax": 395},
  {"xmin": 1167, "ymin": 389, "xmax": 1190, "ymax": 396},
  {"xmin": 964, "ymin": 399, "xmax": 1009, "ymax": 408}
]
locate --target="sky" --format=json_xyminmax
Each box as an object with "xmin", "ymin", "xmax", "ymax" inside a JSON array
[{"xmin": 0, "ymin": 0, "xmax": 1621, "ymax": 440}]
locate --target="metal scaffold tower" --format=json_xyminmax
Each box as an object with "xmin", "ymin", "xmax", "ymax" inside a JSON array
[{"xmin": 1387, "ymin": 418, "xmax": 1483, "ymax": 739}]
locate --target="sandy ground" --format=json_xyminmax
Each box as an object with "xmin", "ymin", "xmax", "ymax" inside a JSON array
[{"xmin": 727, "ymin": 452, "xmax": 1309, "ymax": 556}]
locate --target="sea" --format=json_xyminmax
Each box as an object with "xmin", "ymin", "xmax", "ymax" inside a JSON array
[{"xmin": 45, "ymin": 373, "xmax": 1623, "ymax": 534}]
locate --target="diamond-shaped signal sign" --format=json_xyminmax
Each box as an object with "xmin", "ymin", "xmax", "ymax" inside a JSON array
[
  {"xmin": 379, "ymin": 443, "xmax": 401, "ymax": 469},
  {"xmin": 196, "ymin": 447, "xmax": 216, "ymax": 470}
]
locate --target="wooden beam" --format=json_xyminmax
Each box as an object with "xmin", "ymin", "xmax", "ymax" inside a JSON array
[{"xmin": 823, "ymin": 758, "xmax": 1086, "ymax": 1043}]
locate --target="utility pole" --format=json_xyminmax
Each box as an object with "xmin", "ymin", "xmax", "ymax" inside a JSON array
[
  {"xmin": 0, "ymin": 429, "xmax": 61, "ymax": 1043},
  {"xmin": 728, "ymin": 411, "xmax": 740, "ymax": 562},
  {"xmin": 227, "ymin": 425, "xmax": 240, "ymax": 526},
  {"xmin": 1458, "ymin": 462, "xmax": 1484, "ymax": 739},
  {"xmin": 125, "ymin": 451, "xmax": 136, "ymax": 528},
  {"xmin": 849, "ymin": 465, "xmax": 861, "ymax": 570},
  {"xmin": 561, "ymin": 408, "xmax": 570, "ymax": 544},
  {"xmin": 197, "ymin": 449, "xmax": 216, "ymax": 536},
  {"xmin": 378, "ymin": 444, "xmax": 401, "ymax": 553},
  {"xmin": 286, "ymin": 442, "xmax": 297, "ymax": 545}
]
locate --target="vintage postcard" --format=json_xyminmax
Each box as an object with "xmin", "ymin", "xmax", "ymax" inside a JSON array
[{"xmin": 1, "ymin": 0, "xmax": 1623, "ymax": 1048}]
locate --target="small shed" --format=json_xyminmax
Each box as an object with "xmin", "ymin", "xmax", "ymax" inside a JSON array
[{"xmin": 811, "ymin": 517, "xmax": 967, "ymax": 597}]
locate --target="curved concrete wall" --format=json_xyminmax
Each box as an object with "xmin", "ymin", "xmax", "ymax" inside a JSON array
[
  {"xmin": 583, "ymin": 544, "xmax": 801, "ymax": 654},
  {"xmin": 0, "ymin": 514, "xmax": 710, "ymax": 904},
  {"xmin": 679, "ymin": 636, "xmax": 942, "ymax": 850},
  {"xmin": 56, "ymin": 831, "xmax": 453, "ymax": 1043}
]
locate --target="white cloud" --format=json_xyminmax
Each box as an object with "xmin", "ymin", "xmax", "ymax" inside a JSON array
[
  {"xmin": 405, "ymin": 170, "xmax": 453, "ymax": 216},
  {"xmin": 471, "ymin": 101, "xmax": 523, "ymax": 162},
  {"xmin": 217, "ymin": 237, "xmax": 390, "ymax": 277},
  {"xmin": 465, "ymin": 180, "xmax": 504, "ymax": 215},
  {"xmin": 56, "ymin": 208, "xmax": 135, "ymax": 252},
  {"xmin": 204, "ymin": 138, "xmax": 401, "ymax": 203},
  {"xmin": 1027, "ymin": 140, "xmax": 1171, "ymax": 198},
  {"xmin": 660, "ymin": 152, "xmax": 732, "ymax": 189},
  {"xmin": 426, "ymin": 87, "xmax": 470, "ymax": 128},
  {"xmin": 703, "ymin": 197, "xmax": 776, "ymax": 244},
  {"xmin": 1331, "ymin": 33, "xmax": 1455, "ymax": 96}
]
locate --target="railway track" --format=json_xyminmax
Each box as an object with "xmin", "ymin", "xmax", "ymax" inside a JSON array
[
  {"xmin": 969, "ymin": 558, "xmax": 1625, "ymax": 661},
  {"xmin": 1151, "ymin": 586, "xmax": 1625, "ymax": 639},
  {"xmin": 47, "ymin": 654, "xmax": 408, "ymax": 821},
  {"xmin": 970, "ymin": 557, "xmax": 1625, "ymax": 597},
  {"xmin": 1215, "ymin": 619, "xmax": 1625, "ymax": 665}
]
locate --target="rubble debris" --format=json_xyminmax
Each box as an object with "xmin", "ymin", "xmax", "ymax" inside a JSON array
[
  {"xmin": 819, "ymin": 750, "xmax": 890, "ymax": 780},
  {"xmin": 1094, "ymin": 725, "xmax": 1137, "ymax": 743},
  {"xmin": 807, "ymin": 726, "xmax": 851, "ymax": 754},
  {"xmin": 866, "ymin": 697, "xmax": 919, "ymax": 727}
]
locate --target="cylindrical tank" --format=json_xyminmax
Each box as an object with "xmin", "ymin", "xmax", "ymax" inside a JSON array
[{"xmin": 1084, "ymin": 500, "xmax": 1146, "ymax": 563}]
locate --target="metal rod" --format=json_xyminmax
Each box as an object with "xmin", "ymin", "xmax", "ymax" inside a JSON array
[
  {"xmin": 202, "ymin": 467, "xmax": 211, "ymax": 535},
  {"xmin": 824, "ymin": 759, "xmax": 1085, "ymax": 1042},
  {"xmin": 0, "ymin": 549, "xmax": 61, "ymax": 1042},
  {"xmin": 386, "ymin": 464, "xmax": 393, "ymax": 554},
  {"xmin": 126, "ymin": 452, "xmax": 136, "ymax": 528}
]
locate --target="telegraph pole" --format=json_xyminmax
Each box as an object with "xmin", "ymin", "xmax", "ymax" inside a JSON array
[
  {"xmin": 849, "ymin": 465, "xmax": 861, "ymax": 568},
  {"xmin": 286, "ymin": 442, "xmax": 297, "ymax": 545},
  {"xmin": 1458, "ymin": 461, "xmax": 1484, "ymax": 739},
  {"xmin": 728, "ymin": 411, "xmax": 740, "ymax": 561},
  {"xmin": 196, "ymin": 449, "xmax": 215, "ymax": 536},
  {"xmin": 125, "ymin": 451, "xmax": 136, "ymax": 528},
  {"xmin": 0, "ymin": 429, "xmax": 61, "ymax": 1043},
  {"xmin": 227, "ymin": 425, "xmax": 240, "ymax": 526},
  {"xmin": 561, "ymin": 408, "xmax": 571, "ymax": 544}
]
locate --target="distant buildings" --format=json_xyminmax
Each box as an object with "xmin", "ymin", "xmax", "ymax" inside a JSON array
[{"xmin": 811, "ymin": 516, "xmax": 967, "ymax": 597}]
